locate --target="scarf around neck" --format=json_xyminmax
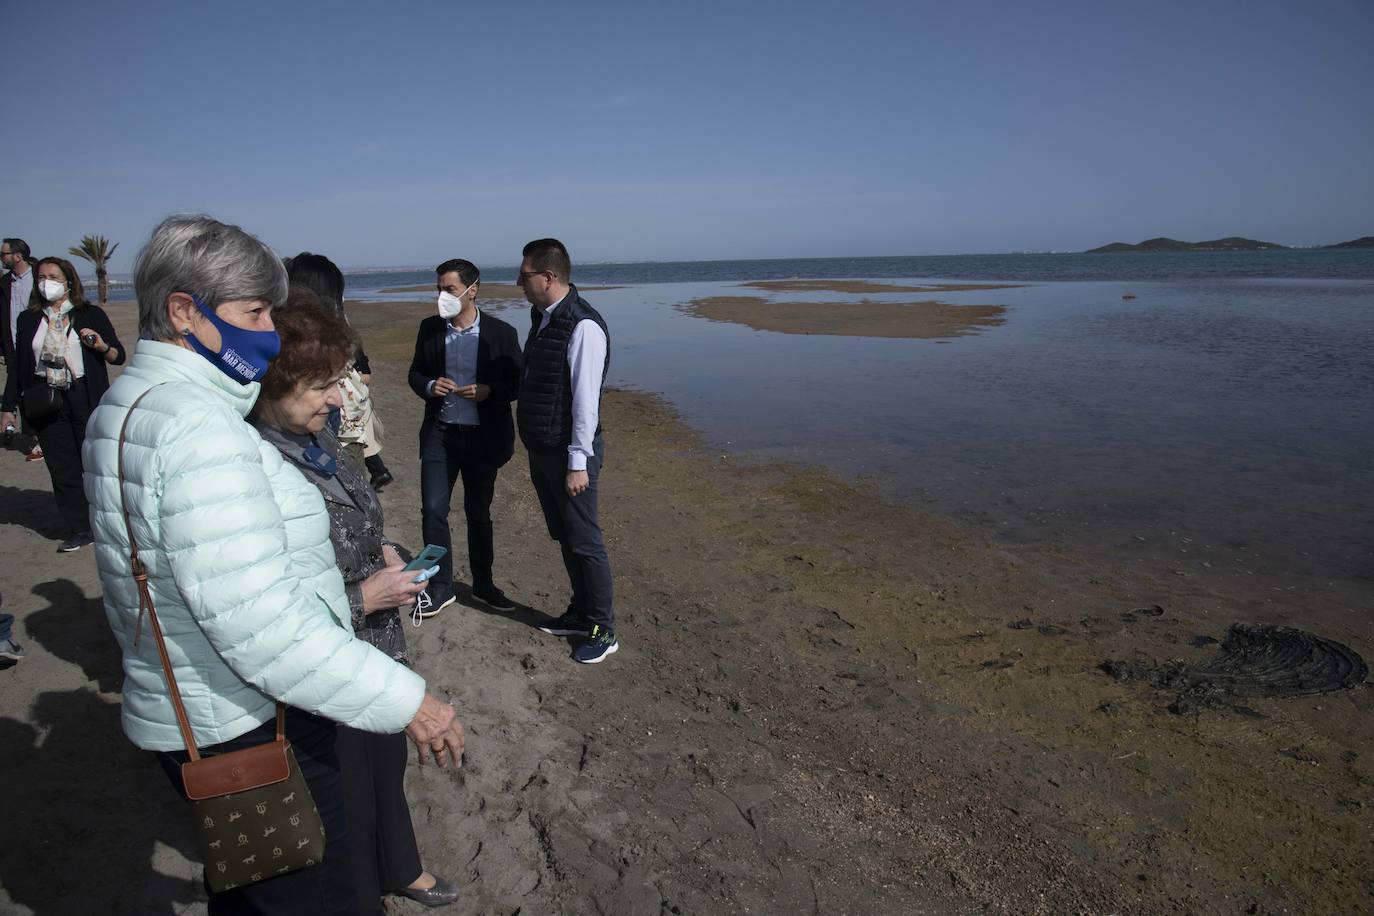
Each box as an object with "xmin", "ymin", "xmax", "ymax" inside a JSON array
[{"xmin": 39, "ymin": 301, "xmax": 75, "ymax": 389}]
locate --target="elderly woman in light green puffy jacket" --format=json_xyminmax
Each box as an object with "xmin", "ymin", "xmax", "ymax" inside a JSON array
[{"xmin": 82, "ymin": 214, "xmax": 465, "ymax": 916}]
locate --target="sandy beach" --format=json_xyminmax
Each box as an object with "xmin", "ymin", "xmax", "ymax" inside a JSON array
[{"xmin": 1, "ymin": 296, "xmax": 1370, "ymax": 915}]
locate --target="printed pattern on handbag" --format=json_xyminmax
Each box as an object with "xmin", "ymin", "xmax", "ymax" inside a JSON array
[{"xmin": 190, "ymin": 747, "xmax": 326, "ymax": 893}]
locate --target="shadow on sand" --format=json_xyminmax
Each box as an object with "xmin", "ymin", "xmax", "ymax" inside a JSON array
[
  {"xmin": 0, "ymin": 485, "xmax": 66, "ymax": 540},
  {"xmin": 0, "ymin": 688, "xmax": 204, "ymax": 915},
  {"xmin": 453, "ymin": 581, "xmax": 555, "ymax": 631},
  {"xmin": 26, "ymin": 578, "xmax": 123, "ymax": 694}
]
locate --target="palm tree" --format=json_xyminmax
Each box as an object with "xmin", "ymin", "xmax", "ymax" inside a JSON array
[{"xmin": 68, "ymin": 235, "xmax": 119, "ymax": 305}]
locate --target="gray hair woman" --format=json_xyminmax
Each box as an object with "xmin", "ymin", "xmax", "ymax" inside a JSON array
[
  {"xmin": 82, "ymin": 214, "xmax": 465, "ymax": 914},
  {"xmin": 252, "ymin": 288, "xmax": 459, "ymax": 910}
]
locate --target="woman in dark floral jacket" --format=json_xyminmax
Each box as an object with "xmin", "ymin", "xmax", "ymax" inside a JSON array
[{"xmin": 253, "ymin": 290, "xmax": 460, "ymax": 911}]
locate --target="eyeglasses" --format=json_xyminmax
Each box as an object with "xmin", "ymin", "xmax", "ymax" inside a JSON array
[{"xmin": 517, "ymin": 269, "xmax": 547, "ymax": 282}]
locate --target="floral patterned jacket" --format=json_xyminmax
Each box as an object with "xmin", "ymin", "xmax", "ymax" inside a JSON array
[{"xmin": 253, "ymin": 422, "xmax": 409, "ymax": 665}]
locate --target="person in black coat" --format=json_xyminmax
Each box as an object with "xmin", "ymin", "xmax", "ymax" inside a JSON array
[
  {"xmin": 1, "ymin": 238, "xmax": 34, "ymax": 368},
  {"xmin": 2, "ymin": 238, "xmax": 42, "ymax": 458},
  {"xmin": 407, "ymin": 257, "xmax": 521, "ymax": 614},
  {"xmin": 0, "ymin": 256, "xmax": 126, "ymax": 551}
]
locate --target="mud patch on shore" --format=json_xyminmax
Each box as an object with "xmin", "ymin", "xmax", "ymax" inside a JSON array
[{"xmin": 680, "ymin": 294, "xmax": 1008, "ymax": 339}]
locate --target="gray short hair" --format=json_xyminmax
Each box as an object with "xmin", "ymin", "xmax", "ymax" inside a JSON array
[{"xmin": 134, "ymin": 214, "xmax": 289, "ymax": 341}]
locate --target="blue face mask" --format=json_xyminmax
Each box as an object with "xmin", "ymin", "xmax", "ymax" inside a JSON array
[{"xmin": 184, "ymin": 294, "xmax": 281, "ymax": 385}]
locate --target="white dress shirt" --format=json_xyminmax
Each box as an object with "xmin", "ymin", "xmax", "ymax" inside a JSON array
[{"xmin": 9, "ymin": 265, "xmax": 32, "ymax": 347}]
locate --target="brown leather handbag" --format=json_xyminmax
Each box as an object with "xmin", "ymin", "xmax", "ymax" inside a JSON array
[{"xmin": 117, "ymin": 387, "xmax": 326, "ymax": 893}]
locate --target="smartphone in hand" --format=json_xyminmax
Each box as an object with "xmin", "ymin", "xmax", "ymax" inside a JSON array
[{"xmin": 403, "ymin": 544, "xmax": 448, "ymax": 572}]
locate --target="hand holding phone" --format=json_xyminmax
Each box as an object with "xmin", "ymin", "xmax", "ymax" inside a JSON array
[{"xmin": 361, "ymin": 563, "xmax": 429, "ymax": 614}]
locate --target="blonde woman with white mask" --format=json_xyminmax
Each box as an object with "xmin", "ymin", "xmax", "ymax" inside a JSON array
[{"xmin": 0, "ymin": 256, "xmax": 124, "ymax": 551}]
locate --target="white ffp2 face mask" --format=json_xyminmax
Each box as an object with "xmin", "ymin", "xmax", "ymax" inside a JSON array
[
  {"xmin": 39, "ymin": 279, "xmax": 68, "ymax": 303},
  {"xmin": 437, "ymin": 282, "xmax": 475, "ymax": 319}
]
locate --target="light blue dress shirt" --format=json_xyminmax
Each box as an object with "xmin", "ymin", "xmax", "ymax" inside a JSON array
[{"xmin": 437, "ymin": 312, "xmax": 481, "ymax": 425}]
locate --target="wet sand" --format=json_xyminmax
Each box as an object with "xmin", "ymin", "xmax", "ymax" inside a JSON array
[
  {"xmin": 682, "ymin": 294, "xmax": 1008, "ymax": 338},
  {"xmin": 1, "ymin": 299, "xmax": 1370, "ymax": 914}
]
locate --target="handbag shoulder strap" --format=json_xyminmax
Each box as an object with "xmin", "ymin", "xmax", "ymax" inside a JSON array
[{"xmin": 116, "ymin": 384, "xmax": 285, "ymax": 760}]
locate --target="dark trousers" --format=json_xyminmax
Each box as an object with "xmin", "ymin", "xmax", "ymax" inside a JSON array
[
  {"xmin": 528, "ymin": 436, "xmax": 614, "ymax": 629},
  {"xmin": 335, "ymin": 726, "xmax": 422, "ymax": 914},
  {"xmin": 156, "ymin": 709, "xmax": 358, "ymax": 916},
  {"xmin": 31, "ymin": 382, "xmax": 93, "ymax": 537},
  {"xmin": 420, "ymin": 420, "xmax": 498, "ymax": 597}
]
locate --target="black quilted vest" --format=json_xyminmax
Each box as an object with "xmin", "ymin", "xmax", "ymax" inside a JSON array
[{"xmin": 517, "ymin": 286, "xmax": 610, "ymax": 451}]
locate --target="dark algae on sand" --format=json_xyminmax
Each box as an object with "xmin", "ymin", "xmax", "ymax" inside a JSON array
[{"xmin": 1102, "ymin": 623, "xmax": 1368, "ymax": 715}]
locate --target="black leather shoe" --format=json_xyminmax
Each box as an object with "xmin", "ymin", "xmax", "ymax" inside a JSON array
[
  {"xmin": 397, "ymin": 875, "xmax": 459, "ymax": 907},
  {"xmin": 470, "ymin": 583, "xmax": 516, "ymax": 611},
  {"xmin": 57, "ymin": 531, "xmax": 93, "ymax": 553},
  {"xmin": 370, "ymin": 469, "xmax": 394, "ymax": 491}
]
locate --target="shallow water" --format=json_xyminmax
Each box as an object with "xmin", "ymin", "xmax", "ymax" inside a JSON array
[
  {"xmin": 531, "ymin": 277, "xmax": 1374, "ymax": 606},
  {"xmin": 336, "ymin": 256, "xmax": 1374, "ymax": 610}
]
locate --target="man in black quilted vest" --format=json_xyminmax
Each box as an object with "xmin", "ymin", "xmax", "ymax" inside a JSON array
[{"xmin": 516, "ymin": 238, "xmax": 618, "ymax": 664}]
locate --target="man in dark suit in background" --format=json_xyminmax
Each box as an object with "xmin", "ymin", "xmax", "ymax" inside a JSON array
[
  {"xmin": 0, "ymin": 238, "xmax": 42, "ymax": 460},
  {"xmin": 0, "ymin": 238, "xmax": 32, "ymax": 368},
  {"xmin": 408, "ymin": 258, "xmax": 522, "ymax": 615}
]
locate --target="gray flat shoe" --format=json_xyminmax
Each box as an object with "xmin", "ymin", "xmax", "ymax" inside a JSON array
[{"xmin": 397, "ymin": 875, "xmax": 459, "ymax": 907}]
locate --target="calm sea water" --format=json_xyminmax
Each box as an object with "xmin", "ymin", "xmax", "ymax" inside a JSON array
[
  {"xmin": 104, "ymin": 249, "xmax": 1374, "ymax": 299},
  {"xmin": 349, "ymin": 252, "xmax": 1374, "ymax": 607},
  {"xmin": 110, "ymin": 251, "xmax": 1374, "ymax": 604},
  {"xmin": 339, "ymin": 248, "xmax": 1374, "ymax": 291}
]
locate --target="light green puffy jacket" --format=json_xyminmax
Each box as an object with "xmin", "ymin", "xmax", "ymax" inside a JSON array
[{"xmin": 83, "ymin": 340, "xmax": 425, "ymax": 751}]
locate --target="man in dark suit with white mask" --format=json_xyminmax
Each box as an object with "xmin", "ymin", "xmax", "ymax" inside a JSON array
[{"xmin": 408, "ymin": 258, "xmax": 522, "ymax": 616}]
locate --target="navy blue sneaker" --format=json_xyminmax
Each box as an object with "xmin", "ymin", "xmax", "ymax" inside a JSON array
[
  {"xmin": 538, "ymin": 610, "xmax": 592, "ymax": 637},
  {"xmin": 572, "ymin": 625, "xmax": 619, "ymax": 664}
]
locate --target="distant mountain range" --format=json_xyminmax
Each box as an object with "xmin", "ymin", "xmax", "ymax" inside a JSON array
[{"xmin": 1087, "ymin": 236, "xmax": 1374, "ymax": 253}]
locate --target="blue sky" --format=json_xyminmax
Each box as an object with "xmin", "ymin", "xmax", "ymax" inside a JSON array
[{"xmin": 4, "ymin": 0, "xmax": 1371, "ymax": 272}]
